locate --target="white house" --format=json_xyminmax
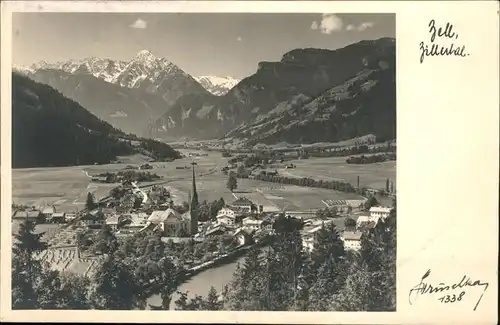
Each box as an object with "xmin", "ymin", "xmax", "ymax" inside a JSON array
[
  {"xmin": 51, "ymin": 212, "xmax": 66, "ymax": 223},
  {"xmin": 341, "ymin": 231, "xmax": 363, "ymax": 251},
  {"xmin": 356, "ymin": 215, "xmax": 380, "ymax": 229},
  {"xmin": 116, "ymin": 213, "xmax": 149, "ymax": 234},
  {"xmin": 369, "ymin": 206, "xmax": 393, "ymax": 219},
  {"xmin": 228, "ymin": 197, "xmax": 262, "ymax": 214},
  {"xmin": 216, "ymin": 207, "xmax": 237, "ymax": 227},
  {"xmin": 106, "ymin": 215, "xmax": 120, "ymax": 230},
  {"xmin": 65, "ymin": 213, "xmax": 76, "ymax": 222},
  {"xmin": 302, "ymin": 233, "xmax": 315, "ymax": 252},
  {"xmin": 242, "ymin": 217, "xmax": 271, "ymax": 231},
  {"xmin": 234, "ymin": 227, "xmax": 255, "ymax": 246},
  {"xmin": 41, "ymin": 206, "xmax": 56, "ymax": 219},
  {"xmin": 301, "ymin": 225, "xmax": 324, "ymax": 252}
]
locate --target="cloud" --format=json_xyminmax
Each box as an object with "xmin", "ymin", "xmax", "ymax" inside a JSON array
[
  {"xmin": 311, "ymin": 14, "xmax": 344, "ymax": 34},
  {"xmin": 346, "ymin": 22, "xmax": 375, "ymax": 32},
  {"xmin": 237, "ymin": 36, "xmax": 242, "ymax": 41},
  {"xmin": 130, "ymin": 18, "xmax": 147, "ymax": 29},
  {"xmin": 311, "ymin": 15, "xmax": 375, "ymax": 33},
  {"xmin": 357, "ymin": 22, "xmax": 374, "ymax": 31}
]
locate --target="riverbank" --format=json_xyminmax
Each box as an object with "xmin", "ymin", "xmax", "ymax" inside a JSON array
[{"xmin": 146, "ymin": 239, "xmax": 272, "ymax": 310}]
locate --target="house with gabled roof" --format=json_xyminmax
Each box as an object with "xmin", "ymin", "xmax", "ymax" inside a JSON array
[
  {"xmin": 147, "ymin": 208, "xmax": 190, "ymax": 236},
  {"xmin": 12, "ymin": 210, "xmax": 41, "ymax": 222},
  {"xmin": 369, "ymin": 206, "xmax": 393, "ymax": 219},
  {"xmin": 356, "ymin": 215, "xmax": 380, "ymax": 231},
  {"xmin": 215, "ymin": 207, "xmax": 239, "ymax": 227},
  {"xmin": 51, "ymin": 212, "xmax": 66, "ymax": 223},
  {"xmin": 234, "ymin": 227, "xmax": 255, "ymax": 246},
  {"xmin": 42, "ymin": 206, "xmax": 56, "ymax": 219},
  {"xmin": 228, "ymin": 196, "xmax": 263, "ymax": 214},
  {"xmin": 341, "ymin": 231, "xmax": 363, "ymax": 251}
]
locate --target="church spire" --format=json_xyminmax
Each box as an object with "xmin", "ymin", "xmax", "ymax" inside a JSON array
[
  {"xmin": 191, "ymin": 162, "xmax": 197, "ymax": 199},
  {"xmin": 190, "ymin": 161, "xmax": 199, "ymax": 235}
]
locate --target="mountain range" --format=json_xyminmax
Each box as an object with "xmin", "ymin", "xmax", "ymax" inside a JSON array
[
  {"xmin": 194, "ymin": 76, "xmax": 240, "ymax": 96},
  {"xmin": 14, "ymin": 37, "xmax": 396, "ymax": 146},
  {"xmin": 152, "ymin": 37, "xmax": 396, "ymax": 145},
  {"xmin": 14, "ymin": 51, "xmax": 238, "ymax": 136},
  {"xmin": 12, "ymin": 73, "xmax": 181, "ymax": 168}
]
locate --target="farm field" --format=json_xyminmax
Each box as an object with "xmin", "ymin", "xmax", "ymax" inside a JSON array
[
  {"xmin": 12, "ymin": 166, "xmax": 118, "ymax": 211},
  {"xmin": 12, "ymin": 149, "xmax": 392, "ymax": 216},
  {"xmin": 11, "ymin": 151, "xmax": 222, "ymax": 212},
  {"xmin": 279, "ymin": 156, "xmax": 396, "ymax": 190},
  {"xmin": 165, "ymin": 177, "xmax": 363, "ymax": 212}
]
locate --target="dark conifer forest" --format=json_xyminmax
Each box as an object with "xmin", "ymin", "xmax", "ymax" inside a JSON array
[{"xmin": 12, "ymin": 73, "xmax": 181, "ymax": 168}]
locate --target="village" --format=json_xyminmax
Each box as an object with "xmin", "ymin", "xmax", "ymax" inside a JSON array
[{"xmin": 12, "ymin": 152, "xmax": 395, "ymax": 280}]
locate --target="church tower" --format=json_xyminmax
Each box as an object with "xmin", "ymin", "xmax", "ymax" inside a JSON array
[{"xmin": 189, "ymin": 162, "xmax": 199, "ymax": 235}]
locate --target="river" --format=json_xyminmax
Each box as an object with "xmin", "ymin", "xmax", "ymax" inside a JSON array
[{"xmin": 146, "ymin": 254, "xmax": 247, "ymax": 310}]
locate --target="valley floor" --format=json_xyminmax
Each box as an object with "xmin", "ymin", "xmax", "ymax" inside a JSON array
[{"xmin": 12, "ymin": 150, "xmax": 395, "ymax": 214}]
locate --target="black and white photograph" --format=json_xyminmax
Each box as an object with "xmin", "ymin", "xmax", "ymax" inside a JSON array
[{"xmin": 9, "ymin": 11, "xmax": 396, "ymax": 311}]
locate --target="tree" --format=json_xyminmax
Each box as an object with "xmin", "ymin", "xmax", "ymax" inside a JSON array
[
  {"xmin": 310, "ymin": 223, "xmax": 345, "ymax": 272},
  {"xmin": 223, "ymin": 247, "xmax": 277, "ymax": 311},
  {"xmin": 93, "ymin": 225, "xmax": 119, "ymax": 255},
  {"xmin": 12, "ymin": 218, "xmax": 48, "ymax": 309},
  {"xmin": 268, "ymin": 226, "xmax": 305, "ymax": 311},
  {"xmin": 344, "ymin": 217, "xmax": 357, "ymax": 230},
  {"xmin": 105, "ymin": 173, "xmax": 118, "ymax": 183},
  {"xmin": 174, "ymin": 291, "xmax": 190, "ymax": 310},
  {"xmin": 204, "ymin": 286, "xmax": 223, "ymax": 310},
  {"xmin": 85, "ymin": 192, "xmax": 97, "ymax": 210},
  {"xmin": 330, "ymin": 261, "xmax": 371, "ymax": 311},
  {"xmin": 360, "ymin": 210, "xmax": 397, "ymax": 311},
  {"xmin": 133, "ymin": 196, "xmax": 143, "ymax": 209},
  {"xmin": 237, "ymin": 165, "xmax": 246, "ymax": 176},
  {"xmin": 364, "ymin": 196, "xmax": 378, "ymax": 210},
  {"xmin": 226, "ymin": 174, "xmax": 238, "ymax": 192},
  {"xmin": 39, "ymin": 273, "xmax": 92, "ymax": 309},
  {"xmin": 110, "ymin": 186, "xmax": 127, "ymax": 200},
  {"xmin": 157, "ymin": 257, "xmax": 179, "ymax": 310},
  {"xmin": 385, "ymin": 178, "xmax": 390, "ymax": 193},
  {"xmin": 308, "ymin": 256, "xmax": 348, "ymax": 311},
  {"xmin": 209, "ymin": 198, "xmax": 225, "ymax": 220},
  {"xmin": 89, "ymin": 254, "xmax": 146, "ymax": 310}
]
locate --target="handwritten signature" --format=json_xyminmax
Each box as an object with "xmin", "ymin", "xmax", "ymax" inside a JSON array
[
  {"xmin": 409, "ymin": 269, "xmax": 489, "ymax": 311},
  {"xmin": 419, "ymin": 20, "xmax": 470, "ymax": 63}
]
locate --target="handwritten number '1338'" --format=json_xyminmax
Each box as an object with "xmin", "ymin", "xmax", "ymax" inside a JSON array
[{"xmin": 438, "ymin": 291, "xmax": 465, "ymax": 303}]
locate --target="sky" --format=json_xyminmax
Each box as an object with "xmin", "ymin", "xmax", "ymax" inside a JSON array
[{"xmin": 12, "ymin": 13, "xmax": 395, "ymax": 79}]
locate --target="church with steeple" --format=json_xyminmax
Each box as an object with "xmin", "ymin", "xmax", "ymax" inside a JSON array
[{"xmin": 189, "ymin": 161, "xmax": 199, "ymax": 235}]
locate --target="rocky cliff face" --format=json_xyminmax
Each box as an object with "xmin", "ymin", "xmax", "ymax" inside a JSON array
[{"xmin": 152, "ymin": 38, "xmax": 396, "ymax": 144}]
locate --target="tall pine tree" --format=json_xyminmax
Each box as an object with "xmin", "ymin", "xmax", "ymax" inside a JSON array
[{"xmin": 12, "ymin": 218, "xmax": 48, "ymax": 309}]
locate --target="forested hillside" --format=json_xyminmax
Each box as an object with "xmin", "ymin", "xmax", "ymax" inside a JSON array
[{"xmin": 12, "ymin": 73, "xmax": 181, "ymax": 168}]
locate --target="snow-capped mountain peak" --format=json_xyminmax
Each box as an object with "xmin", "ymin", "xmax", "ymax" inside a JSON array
[
  {"xmin": 16, "ymin": 50, "xmax": 210, "ymax": 96},
  {"xmin": 12, "ymin": 64, "xmax": 34, "ymax": 74},
  {"xmin": 111, "ymin": 50, "xmax": 185, "ymax": 89},
  {"xmin": 135, "ymin": 49, "xmax": 156, "ymax": 59},
  {"xmin": 195, "ymin": 75, "xmax": 240, "ymax": 96}
]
